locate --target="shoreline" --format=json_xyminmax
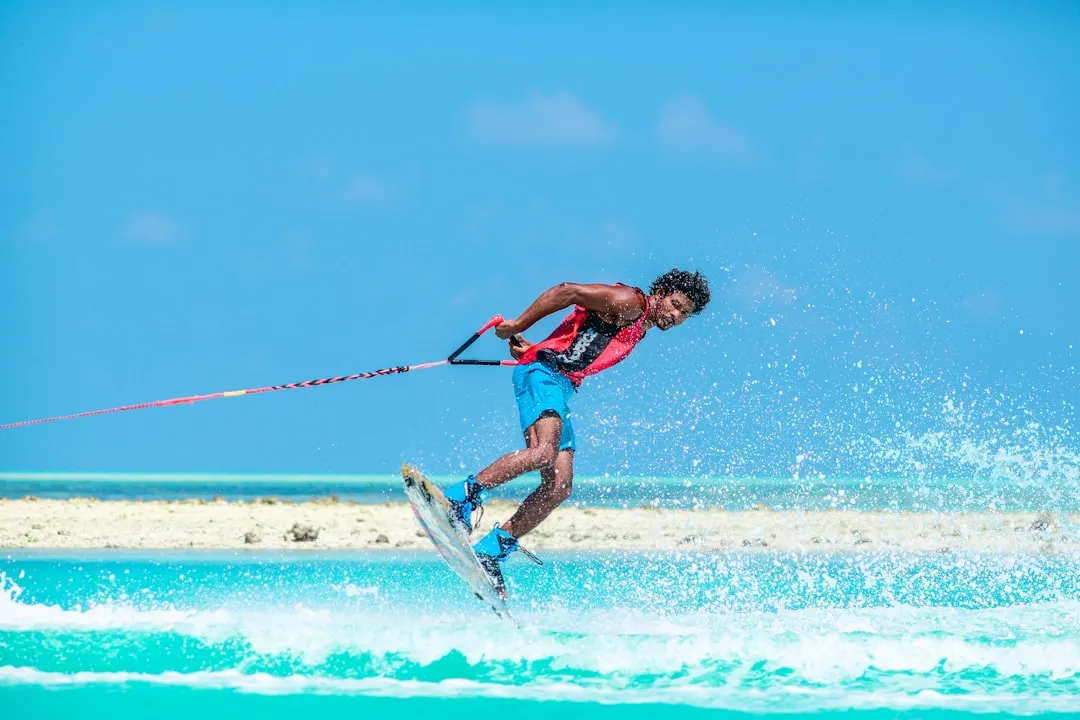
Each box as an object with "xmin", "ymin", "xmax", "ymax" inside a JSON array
[{"xmin": 2, "ymin": 498, "xmax": 1077, "ymax": 553}]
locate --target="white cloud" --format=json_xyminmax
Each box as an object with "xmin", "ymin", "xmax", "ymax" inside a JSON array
[
  {"xmin": 121, "ymin": 211, "xmax": 184, "ymax": 245},
  {"xmin": 724, "ymin": 265, "xmax": 799, "ymax": 311},
  {"xmin": 1001, "ymin": 174, "xmax": 1080, "ymax": 237},
  {"xmin": 656, "ymin": 95, "xmax": 753, "ymax": 163},
  {"xmin": 565, "ymin": 219, "xmax": 639, "ymax": 255},
  {"xmin": 298, "ymin": 156, "xmax": 334, "ymax": 184},
  {"xmin": 468, "ymin": 92, "xmax": 617, "ymax": 148},
  {"xmin": 147, "ymin": 7, "xmax": 186, "ymax": 30},
  {"xmin": 1006, "ymin": 205, "xmax": 1080, "ymax": 236},
  {"xmin": 962, "ymin": 289, "xmax": 1006, "ymax": 322},
  {"xmin": 794, "ymin": 135, "xmax": 829, "ymax": 185},
  {"xmin": 897, "ymin": 147, "xmax": 957, "ymax": 188},
  {"xmin": 16, "ymin": 213, "xmax": 59, "ymax": 245},
  {"xmin": 596, "ymin": 219, "xmax": 638, "ymax": 253},
  {"xmin": 341, "ymin": 174, "xmax": 397, "ymax": 205},
  {"xmin": 283, "ymin": 231, "xmax": 313, "ymax": 269}
]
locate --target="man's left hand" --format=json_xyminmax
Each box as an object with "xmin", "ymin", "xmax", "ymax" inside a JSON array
[{"xmin": 508, "ymin": 333, "xmax": 531, "ymax": 360}]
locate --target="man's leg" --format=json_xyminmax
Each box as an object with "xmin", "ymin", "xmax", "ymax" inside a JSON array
[
  {"xmin": 444, "ymin": 413, "xmax": 563, "ymax": 535},
  {"xmin": 472, "ymin": 413, "xmax": 563, "ymax": 490},
  {"xmin": 447, "ymin": 362, "xmax": 572, "ymax": 548},
  {"xmin": 470, "ymin": 418, "xmax": 573, "ymax": 598},
  {"xmin": 500, "ymin": 447, "xmax": 574, "ymax": 538}
]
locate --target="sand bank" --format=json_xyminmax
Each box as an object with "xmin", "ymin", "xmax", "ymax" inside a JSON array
[{"xmin": 2, "ymin": 498, "xmax": 1077, "ymax": 553}]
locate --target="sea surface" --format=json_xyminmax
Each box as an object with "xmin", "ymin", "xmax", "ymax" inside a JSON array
[
  {"xmin": 2, "ymin": 472, "xmax": 1077, "ymax": 511},
  {"xmin": 2, "ymin": 549, "xmax": 1079, "ymax": 718}
]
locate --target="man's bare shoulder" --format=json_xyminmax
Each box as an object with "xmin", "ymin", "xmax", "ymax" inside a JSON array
[{"xmin": 562, "ymin": 282, "xmax": 644, "ymax": 323}]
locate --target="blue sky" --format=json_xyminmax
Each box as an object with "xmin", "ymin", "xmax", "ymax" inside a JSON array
[{"xmin": 2, "ymin": 2, "xmax": 1078, "ymax": 478}]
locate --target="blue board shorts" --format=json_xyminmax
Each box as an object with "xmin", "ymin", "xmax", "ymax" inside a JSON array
[{"xmin": 512, "ymin": 360, "xmax": 576, "ymax": 452}]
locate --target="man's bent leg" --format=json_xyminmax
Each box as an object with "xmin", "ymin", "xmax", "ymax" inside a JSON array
[
  {"xmin": 500, "ymin": 448, "xmax": 574, "ymax": 538},
  {"xmin": 473, "ymin": 414, "xmax": 562, "ymax": 490}
]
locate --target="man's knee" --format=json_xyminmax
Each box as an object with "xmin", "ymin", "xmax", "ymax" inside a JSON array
[
  {"xmin": 545, "ymin": 470, "xmax": 573, "ymax": 503},
  {"xmin": 513, "ymin": 443, "xmax": 559, "ymax": 471},
  {"xmin": 554, "ymin": 477, "xmax": 573, "ymax": 503},
  {"xmin": 533, "ymin": 443, "xmax": 560, "ymax": 469}
]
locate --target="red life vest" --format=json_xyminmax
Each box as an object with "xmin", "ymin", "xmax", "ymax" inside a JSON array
[{"xmin": 517, "ymin": 286, "xmax": 650, "ymax": 386}]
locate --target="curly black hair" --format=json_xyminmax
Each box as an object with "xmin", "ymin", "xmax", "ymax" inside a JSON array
[{"xmin": 649, "ymin": 268, "xmax": 711, "ymax": 314}]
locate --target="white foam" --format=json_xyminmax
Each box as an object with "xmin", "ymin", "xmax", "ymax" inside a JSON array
[
  {"xmin": 0, "ymin": 665, "xmax": 1077, "ymax": 713},
  {"xmin": 3, "ymin": 576, "xmax": 1079, "ymax": 684},
  {"xmin": 5, "ymin": 570, "xmax": 1079, "ymax": 693}
]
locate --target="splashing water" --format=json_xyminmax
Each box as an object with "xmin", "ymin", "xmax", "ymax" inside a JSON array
[{"xmin": 2, "ymin": 550, "xmax": 1079, "ymax": 718}]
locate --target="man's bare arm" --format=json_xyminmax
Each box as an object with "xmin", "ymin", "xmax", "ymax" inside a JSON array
[{"xmin": 495, "ymin": 283, "xmax": 644, "ymax": 339}]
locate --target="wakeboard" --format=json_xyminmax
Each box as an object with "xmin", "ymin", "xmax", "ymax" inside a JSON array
[{"xmin": 401, "ymin": 463, "xmax": 512, "ymax": 621}]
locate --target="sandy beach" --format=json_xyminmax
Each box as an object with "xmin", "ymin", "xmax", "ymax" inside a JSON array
[{"xmin": 2, "ymin": 498, "xmax": 1077, "ymax": 553}]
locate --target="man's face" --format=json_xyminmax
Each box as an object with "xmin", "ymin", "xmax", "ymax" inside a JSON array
[{"xmin": 654, "ymin": 291, "xmax": 695, "ymax": 331}]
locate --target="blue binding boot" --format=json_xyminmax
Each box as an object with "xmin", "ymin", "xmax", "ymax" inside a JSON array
[
  {"xmin": 443, "ymin": 476, "xmax": 489, "ymax": 534},
  {"xmin": 473, "ymin": 525, "xmax": 542, "ymax": 598}
]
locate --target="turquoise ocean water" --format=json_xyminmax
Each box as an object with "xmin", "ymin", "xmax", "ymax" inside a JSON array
[
  {"xmin": 2, "ymin": 472, "xmax": 1077, "ymax": 510},
  {"xmin": 2, "ymin": 549, "xmax": 1079, "ymax": 718}
]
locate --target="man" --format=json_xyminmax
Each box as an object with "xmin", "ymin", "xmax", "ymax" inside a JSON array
[{"xmin": 444, "ymin": 268, "xmax": 711, "ymax": 596}]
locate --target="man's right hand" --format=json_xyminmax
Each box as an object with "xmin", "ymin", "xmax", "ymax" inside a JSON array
[{"xmin": 495, "ymin": 319, "xmax": 523, "ymax": 339}]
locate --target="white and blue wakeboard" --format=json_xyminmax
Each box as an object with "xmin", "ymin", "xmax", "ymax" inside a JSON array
[{"xmin": 401, "ymin": 464, "xmax": 512, "ymax": 621}]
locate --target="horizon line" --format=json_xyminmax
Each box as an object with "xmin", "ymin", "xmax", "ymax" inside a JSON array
[{"xmin": 0, "ymin": 471, "xmax": 963, "ymax": 485}]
